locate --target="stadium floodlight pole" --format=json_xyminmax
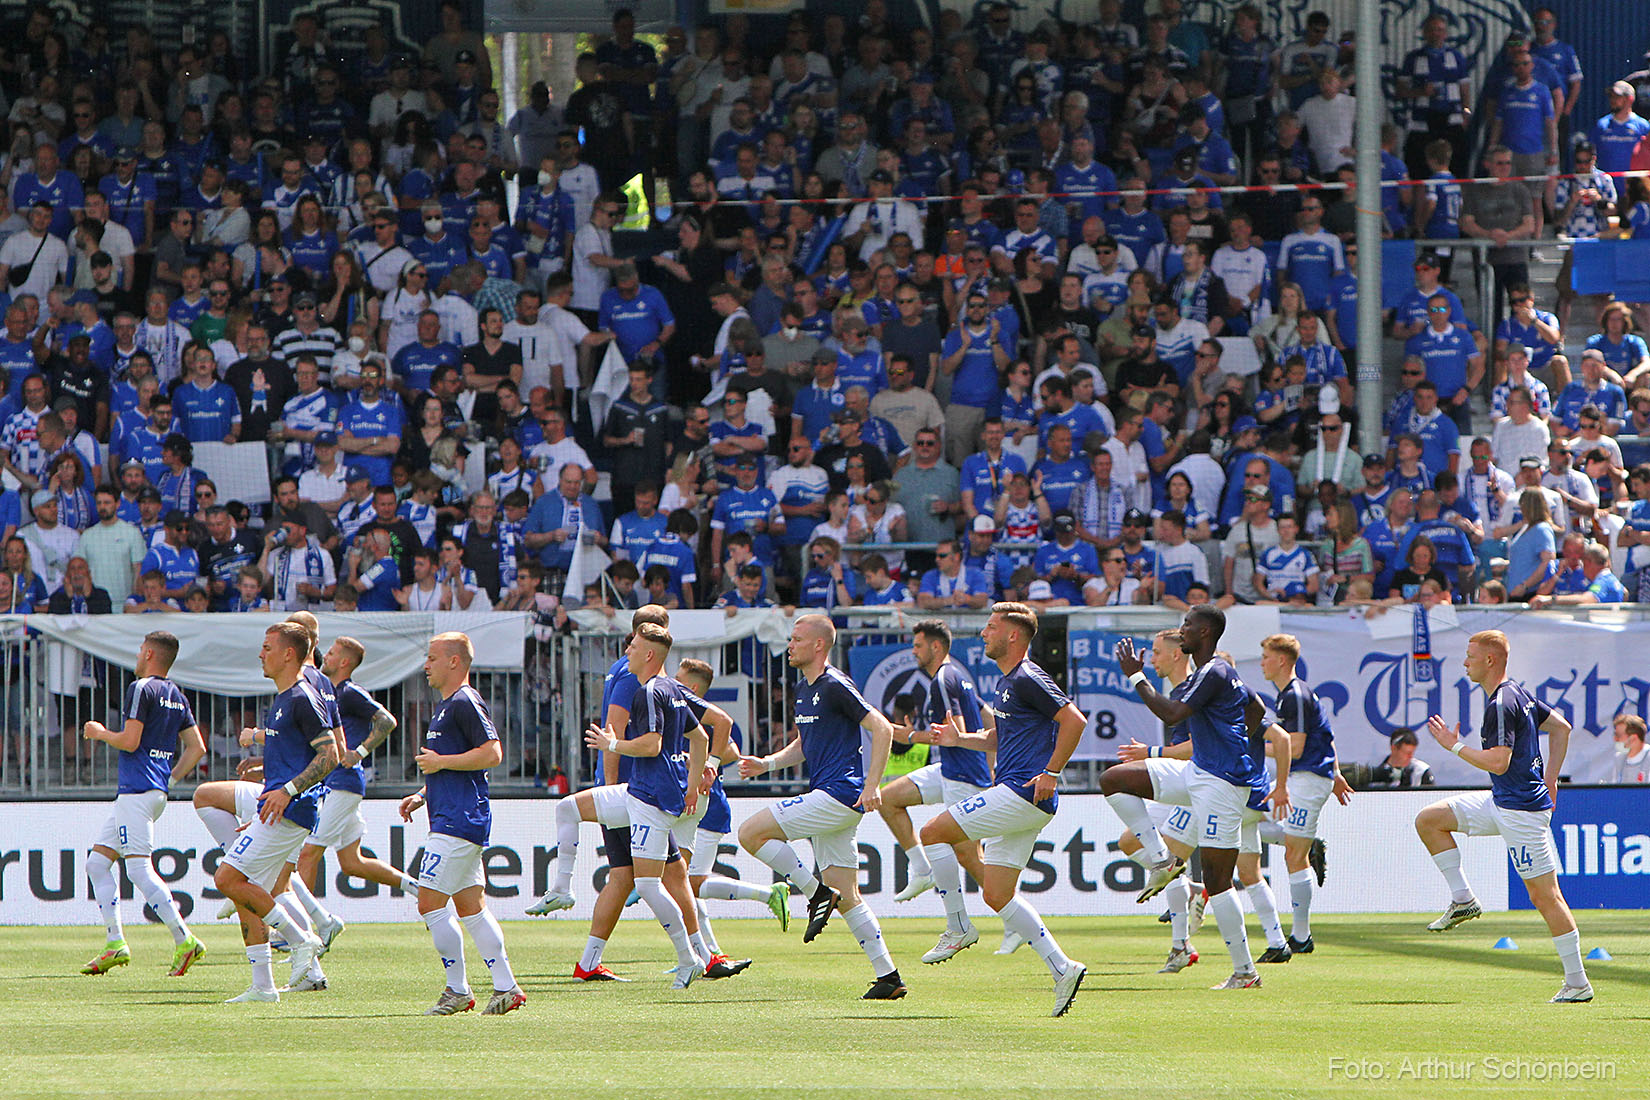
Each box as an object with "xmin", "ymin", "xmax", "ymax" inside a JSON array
[{"xmin": 1354, "ymin": 0, "xmax": 1384, "ymax": 458}]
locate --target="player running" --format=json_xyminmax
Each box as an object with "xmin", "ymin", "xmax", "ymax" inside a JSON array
[
  {"xmin": 213, "ymin": 622, "xmax": 334, "ymax": 1003},
  {"xmin": 878, "ymin": 620, "xmax": 992, "ymax": 933},
  {"xmin": 80, "ymin": 631, "xmax": 208, "ymax": 977},
  {"xmin": 1414, "ymin": 629, "xmax": 1593, "ymax": 1003},
  {"xmin": 737, "ymin": 614, "xmax": 907, "ymax": 1000},
  {"xmin": 676, "ymin": 657, "xmax": 786, "ymax": 965},
  {"xmin": 288, "ymin": 636, "xmax": 423, "ymax": 963},
  {"xmin": 1258, "ymin": 633, "xmax": 1353, "ymax": 955},
  {"xmin": 401, "ymin": 632, "xmax": 526, "ymax": 1016},
  {"xmin": 1115, "ymin": 606, "xmax": 1290, "ymax": 990},
  {"xmin": 580, "ymin": 623, "xmax": 711, "ymax": 987},
  {"xmin": 919, "ymin": 602, "xmax": 1089, "ymax": 1016}
]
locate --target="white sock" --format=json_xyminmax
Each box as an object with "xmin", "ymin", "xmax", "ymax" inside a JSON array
[
  {"xmin": 635, "ymin": 875, "xmax": 697, "ymax": 970},
  {"xmin": 698, "ymin": 876, "xmax": 771, "ymax": 903},
  {"xmin": 904, "ymin": 843, "xmax": 933, "ymax": 878},
  {"xmin": 552, "ymin": 798, "xmax": 582, "ymax": 895},
  {"xmin": 688, "ymin": 929, "xmax": 712, "ymax": 964},
  {"xmin": 1166, "ymin": 876, "xmax": 1190, "ymax": 947},
  {"xmin": 287, "ymin": 870, "xmax": 334, "ymax": 929},
  {"xmin": 842, "ymin": 902, "xmax": 895, "ymax": 977},
  {"xmin": 998, "ymin": 896, "xmax": 1073, "ymax": 978},
  {"xmin": 1288, "ymin": 868, "xmax": 1315, "ymax": 941},
  {"xmin": 265, "ymin": 896, "xmax": 320, "ymax": 947},
  {"xmin": 923, "ymin": 842, "xmax": 973, "ymax": 935},
  {"xmin": 579, "ymin": 935, "xmax": 606, "ymax": 971},
  {"xmin": 424, "ymin": 908, "xmax": 469, "ymax": 994},
  {"xmin": 1246, "ymin": 881, "xmax": 1286, "ymax": 950},
  {"xmin": 86, "ymin": 852, "xmax": 124, "ymax": 942},
  {"xmin": 1208, "ymin": 889, "xmax": 1254, "ymax": 974},
  {"xmin": 1127, "ymin": 849, "xmax": 1151, "ymax": 868},
  {"xmin": 246, "ymin": 942, "xmax": 275, "ymax": 993},
  {"xmin": 1257, "ymin": 819, "xmax": 1285, "ymax": 845},
  {"xmin": 460, "ymin": 909, "xmax": 517, "ymax": 992},
  {"xmin": 1552, "ymin": 929, "xmax": 1587, "ymax": 986},
  {"xmin": 753, "ymin": 839, "xmax": 819, "ymax": 897},
  {"xmin": 694, "ymin": 900, "xmax": 721, "ymax": 955},
  {"xmin": 1430, "ymin": 848, "xmax": 1473, "ymax": 903},
  {"xmin": 128, "ymin": 858, "xmax": 189, "ymax": 945},
  {"xmin": 1105, "ymin": 794, "xmax": 1169, "ymax": 864},
  {"xmin": 197, "ymin": 806, "xmax": 239, "ymax": 848}
]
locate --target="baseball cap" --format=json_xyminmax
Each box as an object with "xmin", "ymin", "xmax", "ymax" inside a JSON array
[
  {"xmin": 1581, "ymin": 348, "xmax": 1606, "ymax": 363},
  {"xmin": 163, "ymin": 509, "xmax": 190, "ymax": 527},
  {"xmin": 1132, "ymin": 324, "xmax": 1155, "ymax": 339},
  {"xmin": 1414, "ymin": 251, "xmax": 1440, "ymax": 268},
  {"xmin": 1173, "ymin": 148, "xmax": 1198, "ymax": 169},
  {"xmin": 346, "ymin": 465, "xmax": 372, "ymax": 484},
  {"xmin": 811, "ymin": 348, "xmax": 837, "ymax": 365},
  {"xmin": 1519, "ymin": 455, "xmax": 1545, "ymax": 469},
  {"xmin": 1612, "ymin": 80, "xmax": 1635, "ymax": 97},
  {"xmin": 1026, "ymin": 579, "xmax": 1053, "ymax": 600},
  {"xmin": 1053, "ymin": 511, "xmax": 1076, "ymax": 531},
  {"xmin": 1232, "ymin": 415, "xmax": 1261, "ymax": 435},
  {"xmin": 114, "ymin": 146, "xmax": 136, "ymax": 162},
  {"xmin": 1507, "ymin": 343, "xmax": 1532, "ymax": 359},
  {"xmin": 868, "ymin": 168, "xmax": 893, "ymax": 184},
  {"xmin": 52, "ymin": 395, "xmax": 78, "ymax": 412},
  {"xmin": 293, "ymin": 291, "xmax": 318, "ymax": 307},
  {"xmin": 971, "ymin": 515, "xmax": 997, "ymax": 534},
  {"xmin": 120, "ymin": 458, "xmax": 145, "ymax": 472},
  {"xmin": 1123, "ymin": 508, "xmax": 1149, "ymax": 526},
  {"xmin": 455, "ymin": 49, "xmax": 477, "ymax": 64},
  {"xmin": 315, "ymin": 431, "xmax": 338, "ymax": 447},
  {"xmin": 30, "ymin": 489, "xmax": 55, "ymax": 509},
  {"xmin": 733, "ymin": 453, "xmax": 759, "ymax": 468},
  {"xmin": 1362, "ymin": 453, "xmax": 1387, "ymax": 467}
]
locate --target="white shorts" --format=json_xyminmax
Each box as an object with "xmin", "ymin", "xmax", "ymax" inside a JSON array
[
  {"xmin": 234, "ymin": 780, "xmax": 263, "ymax": 824},
  {"xmin": 223, "ymin": 816, "xmax": 310, "ymax": 891},
  {"xmin": 690, "ymin": 828, "xmax": 725, "ymax": 877},
  {"xmin": 1238, "ymin": 805, "xmax": 1269, "ymax": 855},
  {"xmin": 625, "ymin": 794, "xmax": 687, "ymax": 863},
  {"xmin": 1161, "ymin": 793, "xmax": 1268, "ymax": 853},
  {"xmin": 1145, "ymin": 757, "xmax": 1192, "ymax": 805},
  {"xmin": 1281, "ymin": 771, "xmax": 1335, "ymax": 840},
  {"xmin": 95, "ymin": 791, "xmax": 168, "ymax": 858},
  {"xmin": 589, "ymin": 784, "xmax": 631, "ymax": 829},
  {"xmin": 1186, "ymin": 763, "xmax": 1249, "ymax": 850},
  {"xmin": 953, "ymin": 784, "xmax": 1054, "ymax": 870},
  {"xmin": 416, "ymin": 831, "xmax": 485, "ymax": 896},
  {"xmin": 907, "ymin": 764, "xmax": 988, "ymax": 807},
  {"xmin": 675, "ymin": 798, "xmax": 707, "ymax": 851},
  {"xmin": 1446, "ymin": 791, "xmax": 1559, "ymax": 880},
  {"xmin": 772, "ymin": 788, "xmax": 863, "ymax": 870},
  {"xmin": 303, "ymin": 789, "xmax": 365, "ymax": 851},
  {"xmin": 1159, "ymin": 802, "xmax": 1196, "ymax": 847}
]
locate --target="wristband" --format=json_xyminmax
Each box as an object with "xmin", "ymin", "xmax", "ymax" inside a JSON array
[
  {"xmin": 1149, "ymin": 746, "xmax": 1160, "ymax": 758},
  {"xmin": 283, "ymin": 781, "xmax": 298, "ymax": 797},
  {"xmin": 603, "ymin": 735, "xmax": 619, "ymax": 753},
  {"xmin": 1450, "ymin": 741, "xmax": 1465, "ymax": 757},
  {"xmin": 1128, "ymin": 671, "xmax": 1148, "ymax": 690},
  {"xmin": 1042, "ymin": 770, "xmax": 1061, "ymax": 778},
  {"xmin": 706, "ymin": 755, "xmax": 723, "ymax": 772}
]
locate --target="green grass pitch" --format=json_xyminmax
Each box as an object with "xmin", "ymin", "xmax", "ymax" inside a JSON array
[{"xmin": 4, "ymin": 913, "xmax": 1642, "ymax": 1099}]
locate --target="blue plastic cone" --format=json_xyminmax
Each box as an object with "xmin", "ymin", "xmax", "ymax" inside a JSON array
[
  {"xmin": 1492, "ymin": 936, "xmax": 1519, "ymax": 950},
  {"xmin": 1586, "ymin": 947, "xmax": 1612, "ymax": 961}
]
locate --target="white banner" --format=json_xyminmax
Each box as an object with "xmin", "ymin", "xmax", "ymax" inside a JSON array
[
  {"xmin": 0, "ymin": 793, "xmax": 1507, "ymax": 926},
  {"xmin": 9, "ymin": 611, "xmax": 529, "ymax": 693}
]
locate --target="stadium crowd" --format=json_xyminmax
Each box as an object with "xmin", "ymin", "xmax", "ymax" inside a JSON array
[{"xmin": 0, "ymin": 0, "xmax": 1644, "ymax": 628}]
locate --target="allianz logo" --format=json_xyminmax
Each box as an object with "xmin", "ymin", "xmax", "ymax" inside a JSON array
[{"xmin": 1556, "ymin": 823, "xmax": 1650, "ymax": 876}]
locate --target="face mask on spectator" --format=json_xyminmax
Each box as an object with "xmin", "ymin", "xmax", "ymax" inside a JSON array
[
  {"xmin": 425, "ymin": 217, "xmax": 444, "ymax": 234},
  {"xmin": 348, "ymin": 336, "xmax": 366, "ymax": 353}
]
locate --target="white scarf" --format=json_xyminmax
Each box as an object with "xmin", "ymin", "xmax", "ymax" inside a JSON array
[{"xmin": 1313, "ymin": 426, "xmax": 1350, "ymax": 486}]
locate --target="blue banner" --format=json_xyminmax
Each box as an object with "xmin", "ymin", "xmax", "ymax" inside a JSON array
[
  {"xmin": 1067, "ymin": 629, "xmax": 1165, "ymax": 757},
  {"xmin": 1509, "ymin": 787, "xmax": 1650, "ymax": 910},
  {"xmin": 845, "ymin": 638, "xmax": 1002, "ymax": 730}
]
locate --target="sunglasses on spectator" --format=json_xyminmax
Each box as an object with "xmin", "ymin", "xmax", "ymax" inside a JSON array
[
  {"xmin": 1428, "ymin": 306, "xmax": 1448, "ymax": 313},
  {"xmin": 1401, "ymin": 368, "xmax": 1424, "ymax": 377}
]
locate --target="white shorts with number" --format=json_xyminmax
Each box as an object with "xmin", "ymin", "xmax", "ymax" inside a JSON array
[
  {"xmin": 625, "ymin": 794, "xmax": 688, "ymax": 863},
  {"xmin": 234, "ymin": 780, "xmax": 264, "ymax": 824},
  {"xmin": 690, "ymin": 828, "xmax": 725, "ymax": 877},
  {"xmin": 772, "ymin": 788, "xmax": 863, "ymax": 870},
  {"xmin": 1280, "ymin": 771, "xmax": 1334, "ymax": 840},
  {"xmin": 416, "ymin": 831, "xmax": 485, "ymax": 896},
  {"xmin": 1446, "ymin": 791, "xmax": 1559, "ymax": 880},
  {"xmin": 95, "ymin": 791, "xmax": 168, "ymax": 858},
  {"xmin": 223, "ymin": 816, "xmax": 310, "ymax": 890},
  {"xmin": 907, "ymin": 763, "xmax": 988, "ymax": 807},
  {"xmin": 589, "ymin": 784, "xmax": 631, "ymax": 829},
  {"xmin": 1186, "ymin": 763, "xmax": 1249, "ymax": 850},
  {"xmin": 303, "ymin": 789, "xmax": 366, "ymax": 851},
  {"xmin": 1146, "ymin": 757, "xmax": 1192, "ymax": 806},
  {"xmin": 953, "ymin": 783, "xmax": 1054, "ymax": 870}
]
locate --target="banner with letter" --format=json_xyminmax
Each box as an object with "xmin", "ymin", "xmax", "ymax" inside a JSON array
[
  {"xmin": 846, "ymin": 637, "xmax": 1004, "ymax": 731},
  {"xmin": 1510, "ymin": 787, "xmax": 1650, "ymax": 910},
  {"xmin": 1067, "ymin": 629, "xmax": 1165, "ymax": 759},
  {"xmin": 0, "ymin": 793, "xmax": 1522, "ymax": 925}
]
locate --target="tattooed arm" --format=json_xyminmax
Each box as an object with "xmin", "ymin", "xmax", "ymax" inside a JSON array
[
  {"xmin": 342, "ymin": 706, "xmax": 398, "ymax": 767},
  {"xmin": 254, "ymin": 733, "xmax": 341, "ymax": 824}
]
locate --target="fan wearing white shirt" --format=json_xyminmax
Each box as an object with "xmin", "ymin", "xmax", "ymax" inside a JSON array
[
  {"xmin": 571, "ymin": 193, "xmax": 626, "ymax": 316},
  {"xmin": 1103, "ymin": 409, "xmax": 1153, "ymax": 512},
  {"xmin": 842, "ymin": 171, "xmax": 924, "ymax": 263}
]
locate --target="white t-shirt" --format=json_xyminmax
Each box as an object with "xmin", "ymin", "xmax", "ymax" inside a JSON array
[
  {"xmin": 570, "ymin": 223, "xmax": 613, "ymax": 311},
  {"xmin": 1103, "ymin": 436, "xmax": 1152, "ymax": 511},
  {"xmin": 505, "ymin": 318, "xmax": 575, "ymax": 399},
  {"xmin": 0, "ymin": 230, "xmax": 68, "ymax": 301},
  {"xmin": 380, "ymin": 286, "xmax": 432, "ymax": 361}
]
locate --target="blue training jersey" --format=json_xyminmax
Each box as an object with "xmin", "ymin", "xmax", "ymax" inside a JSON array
[
  {"xmin": 1481, "ymin": 679, "xmax": 1553, "ymax": 813},
  {"xmin": 260, "ymin": 677, "xmax": 332, "ymax": 829},
  {"xmin": 795, "ymin": 665, "xmax": 874, "ymax": 809},
  {"xmin": 322, "ymin": 678, "xmax": 382, "ymax": 796},
  {"xmin": 990, "ymin": 658, "xmax": 1070, "ymax": 813},
  {"xmin": 602, "ymin": 655, "xmax": 644, "ymax": 784},
  {"xmin": 116, "ymin": 675, "xmax": 196, "ymax": 794},
  {"xmin": 1180, "ymin": 655, "xmax": 1260, "ymax": 787},
  {"xmin": 1276, "ymin": 677, "xmax": 1335, "ymax": 779},
  {"xmin": 423, "ymin": 684, "xmax": 499, "ymax": 844},
  {"xmin": 927, "ymin": 657, "xmax": 991, "ymax": 788},
  {"xmin": 682, "ymin": 688, "xmax": 743, "ymax": 836},
  {"xmin": 625, "ymin": 675, "xmax": 701, "ymax": 816}
]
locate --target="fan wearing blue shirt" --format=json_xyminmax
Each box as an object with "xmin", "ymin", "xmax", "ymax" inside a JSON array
[
  {"xmin": 1033, "ymin": 424, "xmax": 1091, "ymax": 514},
  {"xmin": 13, "ymin": 145, "xmax": 84, "ymax": 240},
  {"xmin": 917, "ymin": 603, "xmax": 1089, "ymax": 1013},
  {"xmin": 1529, "ymin": 542, "xmax": 1628, "ymax": 607},
  {"xmin": 1404, "ymin": 296, "xmax": 1484, "ymax": 433},
  {"xmin": 940, "ymin": 294, "xmax": 1010, "ymax": 456},
  {"xmin": 336, "ymin": 365, "xmax": 404, "ymax": 487},
  {"xmin": 173, "ymin": 347, "xmax": 242, "ymax": 443},
  {"xmin": 1402, "ymin": 382, "xmax": 1461, "ymax": 476},
  {"xmin": 1588, "ymin": 83, "xmax": 1650, "ymax": 175},
  {"xmin": 598, "ymin": 264, "xmax": 676, "ymax": 363},
  {"xmin": 405, "ymin": 631, "xmax": 523, "ymax": 1016},
  {"xmin": 1413, "ymin": 628, "xmax": 1591, "ymax": 1003},
  {"xmin": 737, "ymin": 615, "xmax": 906, "ymax": 998},
  {"xmin": 79, "ymin": 630, "xmax": 207, "ymax": 978},
  {"xmin": 1033, "ymin": 513, "xmax": 1099, "ymax": 603}
]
